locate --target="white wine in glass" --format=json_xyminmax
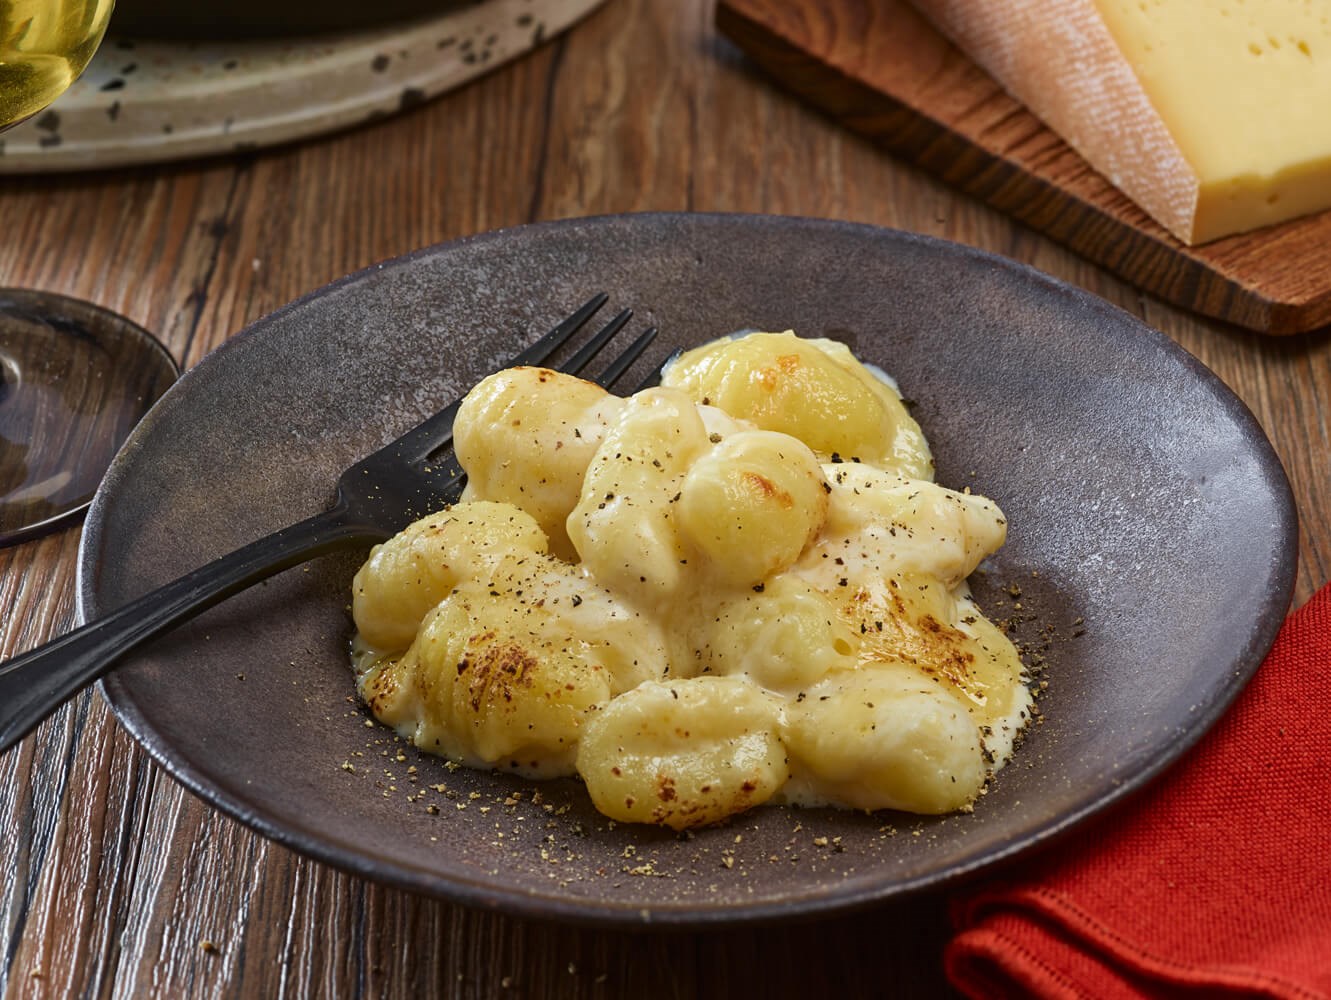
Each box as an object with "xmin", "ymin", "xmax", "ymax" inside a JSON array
[
  {"xmin": 1, "ymin": 0, "xmax": 114, "ymax": 128},
  {"xmin": 1, "ymin": 0, "xmax": 180, "ymax": 547}
]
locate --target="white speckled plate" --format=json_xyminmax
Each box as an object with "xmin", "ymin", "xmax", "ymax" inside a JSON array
[{"xmin": 0, "ymin": 0, "xmax": 606, "ymax": 172}]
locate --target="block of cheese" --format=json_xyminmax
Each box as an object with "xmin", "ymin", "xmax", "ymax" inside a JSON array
[{"xmin": 907, "ymin": 0, "xmax": 1331, "ymax": 245}]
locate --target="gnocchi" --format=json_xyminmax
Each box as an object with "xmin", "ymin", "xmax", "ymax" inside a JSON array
[{"xmin": 350, "ymin": 331, "xmax": 1031, "ymax": 828}]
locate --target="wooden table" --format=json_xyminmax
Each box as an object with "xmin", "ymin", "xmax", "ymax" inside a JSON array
[{"xmin": 2, "ymin": 1, "xmax": 1327, "ymax": 996}]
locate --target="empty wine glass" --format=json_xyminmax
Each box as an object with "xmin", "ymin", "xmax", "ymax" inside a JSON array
[
  {"xmin": 0, "ymin": 291, "xmax": 178, "ymax": 545},
  {"xmin": 1, "ymin": 0, "xmax": 179, "ymax": 546}
]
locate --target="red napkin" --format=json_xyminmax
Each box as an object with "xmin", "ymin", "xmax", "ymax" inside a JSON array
[{"xmin": 946, "ymin": 584, "xmax": 1331, "ymax": 1000}]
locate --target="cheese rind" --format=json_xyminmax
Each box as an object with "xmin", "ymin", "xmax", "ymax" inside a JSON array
[
  {"xmin": 909, "ymin": 0, "xmax": 1331, "ymax": 244},
  {"xmin": 1097, "ymin": 0, "xmax": 1331, "ymax": 243}
]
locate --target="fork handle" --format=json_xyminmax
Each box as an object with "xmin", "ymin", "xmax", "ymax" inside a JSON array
[{"xmin": 0, "ymin": 506, "xmax": 382, "ymax": 755}]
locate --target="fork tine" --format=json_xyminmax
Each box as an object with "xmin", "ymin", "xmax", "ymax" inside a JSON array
[
  {"xmin": 593, "ymin": 327, "xmax": 658, "ymax": 390},
  {"xmin": 389, "ymin": 294, "xmax": 609, "ymax": 463},
  {"xmin": 508, "ymin": 292, "xmax": 609, "ymax": 368},
  {"xmin": 633, "ymin": 348, "xmax": 678, "ymax": 392},
  {"xmin": 562, "ymin": 309, "xmax": 633, "ymax": 377}
]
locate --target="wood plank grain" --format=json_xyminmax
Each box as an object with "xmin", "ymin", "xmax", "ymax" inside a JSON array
[
  {"xmin": 2, "ymin": 0, "xmax": 1331, "ymax": 997},
  {"xmin": 715, "ymin": 0, "xmax": 1331, "ymax": 335}
]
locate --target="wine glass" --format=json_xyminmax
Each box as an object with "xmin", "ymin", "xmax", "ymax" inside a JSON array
[
  {"xmin": 1, "ymin": 0, "xmax": 112, "ymax": 127},
  {"xmin": 1, "ymin": 0, "xmax": 179, "ymax": 546}
]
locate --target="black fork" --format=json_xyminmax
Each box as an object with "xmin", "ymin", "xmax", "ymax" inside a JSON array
[{"xmin": 0, "ymin": 294, "xmax": 660, "ymax": 755}]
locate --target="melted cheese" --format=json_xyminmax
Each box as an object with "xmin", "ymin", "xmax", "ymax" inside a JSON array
[
  {"xmin": 910, "ymin": 0, "xmax": 1331, "ymax": 243},
  {"xmin": 350, "ymin": 334, "xmax": 1031, "ymax": 828}
]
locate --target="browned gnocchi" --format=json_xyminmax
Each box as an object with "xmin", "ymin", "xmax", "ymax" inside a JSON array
[{"xmin": 350, "ymin": 332, "xmax": 1030, "ymax": 827}]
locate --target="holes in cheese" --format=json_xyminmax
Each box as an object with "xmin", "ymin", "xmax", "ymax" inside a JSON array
[{"xmin": 911, "ymin": 0, "xmax": 1331, "ymax": 243}]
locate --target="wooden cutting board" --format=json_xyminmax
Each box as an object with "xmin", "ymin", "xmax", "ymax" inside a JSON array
[{"xmin": 716, "ymin": 0, "xmax": 1331, "ymax": 335}]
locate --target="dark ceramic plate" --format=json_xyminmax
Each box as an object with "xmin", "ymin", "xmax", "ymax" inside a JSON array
[{"xmin": 80, "ymin": 213, "xmax": 1296, "ymax": 926}]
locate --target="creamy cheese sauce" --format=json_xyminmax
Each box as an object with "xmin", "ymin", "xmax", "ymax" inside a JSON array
[{"xmin": 350, "ymin": 331, "xmax": 1031, "ymax": 829}]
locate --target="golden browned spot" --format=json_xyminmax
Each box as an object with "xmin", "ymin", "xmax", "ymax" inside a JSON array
[
  {"xmin": 463, "ymin": 639, "xmax": 539, "ymax": 711},
  {"xmin": 367, "ymin": 666, "xmax": 399, "ymax": 714},
  {"xmin": 740, "ymin": 779, "xmax": 757, "ymax": 794},
  {"xmin": 841, "ymin": 581, "xmax": 992, "ymax": 707},
  {"xmin": 670, "ymin": 800, "xmax": 710, "ymax": 827},
  {"xmin": 741, "ymin": 471, "xmax": 794, "ymax": 509},
  {"xmin": 412, "ymin": 658, "xmax": 433, "ymax": 701},
  {"xmin": 656, "ymin": 774, "xmax": 678, "ymax": 802}
]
